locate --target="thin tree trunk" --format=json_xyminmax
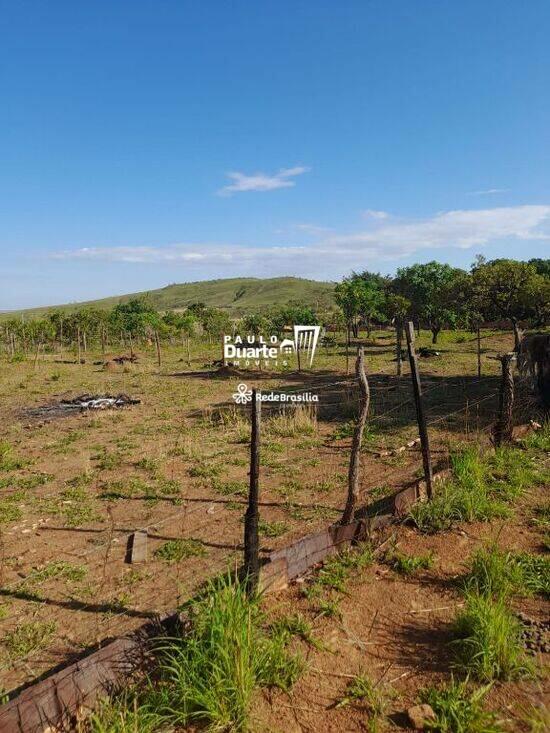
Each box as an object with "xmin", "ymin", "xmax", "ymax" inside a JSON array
[
  {"xmin": 155, "ymin": 330, "xmax": 161, "ymax": 367},
  {"xmin": 341, "ymin": 347, "xmax": 370, "ymax": 525},
  {"xmin": 77, "ymin": 327, "xmax": 82, "ymax": 364},
  {"xmin": 33, "ymin": 342, "xmax": 41, "ymax": 370}
]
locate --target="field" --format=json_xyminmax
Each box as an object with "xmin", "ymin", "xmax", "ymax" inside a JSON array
[{"xmin": 0, "ymin": 327, "xmax": 548, "ymax": 730}]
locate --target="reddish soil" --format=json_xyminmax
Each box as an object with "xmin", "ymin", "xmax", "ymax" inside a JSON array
[{"xmin": 257, "ymin": 487, "xmax": 549, "ymax": 732}]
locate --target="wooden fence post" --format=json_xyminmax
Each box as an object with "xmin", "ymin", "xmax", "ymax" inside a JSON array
[
  {"xmin": 405, "ymin": 321, "xmax": 434, "ymax": 499},
  {"xmin": 341, "ymin": 348, "xmax": 370, "ymax": 524},
  {"xmin": 494, "ymin": 353, "xmax": 515, "ymax": 446},
  {"xmin": 244, "ymin": 389, "xmax": 261, "ymax": 593},
  {"xmin": 396, "ymin": 320, "xmax": 403, "ymax": 377}
]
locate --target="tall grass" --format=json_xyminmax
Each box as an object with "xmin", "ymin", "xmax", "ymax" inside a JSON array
[
  {"xmin": 409, "ymin": 446, "xmax": 545, "ymax": 533},
  {"xmin": 451, "ymin": 592, "xmax": 533, "ymax": 681},
  {"xmin": 85, "ymin": 575, "xmax": 303, "ymax": 732},
  {"xmin": 266, "ymin": 405, "xmax": 317, "ymax": 438},
  {"xmin": 463, "ymin": 545, "xmax": 550, "ymax": 599}
]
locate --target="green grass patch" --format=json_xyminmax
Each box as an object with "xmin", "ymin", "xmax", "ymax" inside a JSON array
[
  {"xmin": 335, "ymin": 673, "xmax": 387, "ymax": 731},
  {"xmin": 25, "ymin": 560, "xmax": 87, "ymax": 585},
  {"xmin": 0, "ymin": 490, "xmax": 26, "ymax": 524},
  {"xmin": 87, "ymin": 574, "xmax": 304, "ymax": 732},
  {"xmin": 211, "ymin": 479, "xmax": 248, "ymax": 497},
  {"xmin": 154, "ymin": 538, "xmax": 207, "ymax": 564},
  {"xmin": 188, "ymin": 461, "xmax": 222, "ymax": 478},
  {"xmin": 463, "ymin": 545, "xmax": 549, "ymax": 598},
  {"xmin": 2, "ymin": 621, "xmax": 56, "ymax": 660},
  {"xmin": 269, "ymin": 613, "xmax": 322, "ymax": 649},
  {"xmin": 419, "ymin": 678, "xmax": 503, "ymax": 732},
  {"xmin": 522, "ymin": 421, "xmax": 550, "ymax": 452},
  {"xmin": 451, "ymin": 593, "xmax": 534, "ymax": 681},
  {"xmin": 408, "ymin": 446, "xmax": 545, "ymax": 533},
  {"xmin": 0, "ymin": 442, "xmax": 28, "ymax": 471},
  {"xmin": 303, "ymin": 543, "xmax": 374, "ymax": 604},
  {"xmin": 387, "ymin": 550, "xmax": 434, "ymax": 576},
  {"xmin": 258, "ymin": 520, "xmax": 289, "ymax": 538}
]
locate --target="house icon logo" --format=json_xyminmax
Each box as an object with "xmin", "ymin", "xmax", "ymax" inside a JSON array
[{"xmin": 280, "ymin": 325, "xmax": 321, "ymax": 367}]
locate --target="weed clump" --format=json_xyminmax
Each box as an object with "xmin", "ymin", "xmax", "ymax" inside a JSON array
[
  {"xmin": 386, "ymin": 550, "xmax": 434, "ymax": 576},
  {"xmin": 0, "ymin": 442, "xmax": 28, "ymax": 471},
  {"xmin": 408, "ymin": 446, "xmax": 546, "ymax": 533},
  {"xmin": 419, "ymin": 677, "xmax": 502, "ymax": 732},
  {"xmin": 154, "ymin": 539, "xmax": 207, "ymax": 564},
  {"xmin": 86, "ymin": 575, "xmax": 303, "ymax": 732},
  {"xmin": 451, "ymin": 592, "xmax": 533, "ymax": 681},
  {"xmin": 336, "ymin": 672, "xmax": 388, "ymax": 730},
  {"xmin": 463, "ymin": 545, "xmax": 549, "ymax": 599},
  {"xmin": 2, "ymin": 621, "xmax": 56, "ymax": 660}
]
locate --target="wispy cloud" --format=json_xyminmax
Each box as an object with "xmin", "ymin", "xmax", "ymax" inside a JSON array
[
  {"xmin": 51, "ymin": 205, "xmax": 550, "ymax": 279},
  {"xmin": 467, "ymin": 188, "xmax": 509, "ymax": 196},
  {"xmin": 362, "ymin": 209, "xmax": 390, "ymax": 220},
  {"xmin": 218, "ymin": 166, "xmax": 310, "ymax": 195},
  {"xmin": 275, "ymin": 222, "xmax": 332, "ymax": 236}
]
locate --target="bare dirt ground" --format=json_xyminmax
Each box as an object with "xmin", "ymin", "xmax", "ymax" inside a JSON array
[
  {"xmin": 0, "ymin": 328, "xmax": 542, "ymax": 702},
  {"xmin": 257, "ymin": 481, "xmax": 549, "ymax": 732}
]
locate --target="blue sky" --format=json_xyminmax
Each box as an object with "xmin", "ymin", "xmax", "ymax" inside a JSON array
[{"xmin": 1, "ymin": 1, "xmax": 549, "ymax": 309}]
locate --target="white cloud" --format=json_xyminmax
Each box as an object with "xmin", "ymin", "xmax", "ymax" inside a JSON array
[
  {"xmin": 362, "ymin": 209, "xmax": 390, "ymax": 220},
  {"xmin": 51, "ymin": 205, "xmax": 550, "ymax": 280},
  {"xmin": 467, "ymin": 188, "xmax": 509, "ymax": 196},
  {"xmin": 218, "ymin": 166, "xmax": 310, "ymax": 195}
]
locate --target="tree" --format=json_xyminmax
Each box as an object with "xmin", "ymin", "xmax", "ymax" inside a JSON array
[
  {"xmin": 241, "ymin": 313, "xmax": 271, "ymax": 338},
  {"xmin": 394, "ymin": 262, "xmax": 464, "ymax": 343},
  {"xmin": 385, "ymin": 293, "xmax": 411, "ymax": 375},
  {"xmin": 471, "ymin": 259, "xmax": 539, "ymax": 349},
  {"xmin": 335, "ymin": 279, "xmax": 362, "ymax": 340},
  {"xmin": 110, "ymin": 298, "xmax": 158, "ymax": 355},
  {"xmin": 163, "ymin": 311, "xmax": 198, "ymax": 365},
  {"xmin": 527, "ymin": 274, "xmax": 550, "ymax": 328},
  {"xmin": 269, "ymin": 304, "xmax": 318, "ymax": 337},
  {"xmin": 528, "ymin": 258, "xmax": 550, "ymax": 278},
  {"xmin": 26, "ymin": 319, "xmax": 55, "ymax": 368}
]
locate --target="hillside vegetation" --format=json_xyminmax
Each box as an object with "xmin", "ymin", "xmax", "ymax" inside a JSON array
[{"xmin": 2, "ymin": 277, "xmax": 335, "ymax": 317}]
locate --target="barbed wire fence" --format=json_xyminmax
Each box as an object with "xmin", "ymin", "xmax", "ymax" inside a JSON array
[{"xmin": 0, "ymin": 323, "xmax": 540, "ymax": 697}]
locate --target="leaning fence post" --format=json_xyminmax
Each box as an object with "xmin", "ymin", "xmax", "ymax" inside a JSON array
[
  {"xmin": 405, "ymin": 321, "xmax": 434, "ymax": 499},
  {"xmin": 341, "ymin": 347, "xmax": 370, "ymax": 525},
  {"xmin": 244, "ymin": 389, "xmax": 261, "ymax": 593},
  {"xmin": 494, "ymin": 353, "xmax": 515, "ymax": 446}
]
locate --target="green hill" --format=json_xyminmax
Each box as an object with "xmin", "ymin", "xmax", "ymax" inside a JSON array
[{"xmin": 4, "ymin": 277, "xmax": 336, "ymax": 317}]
